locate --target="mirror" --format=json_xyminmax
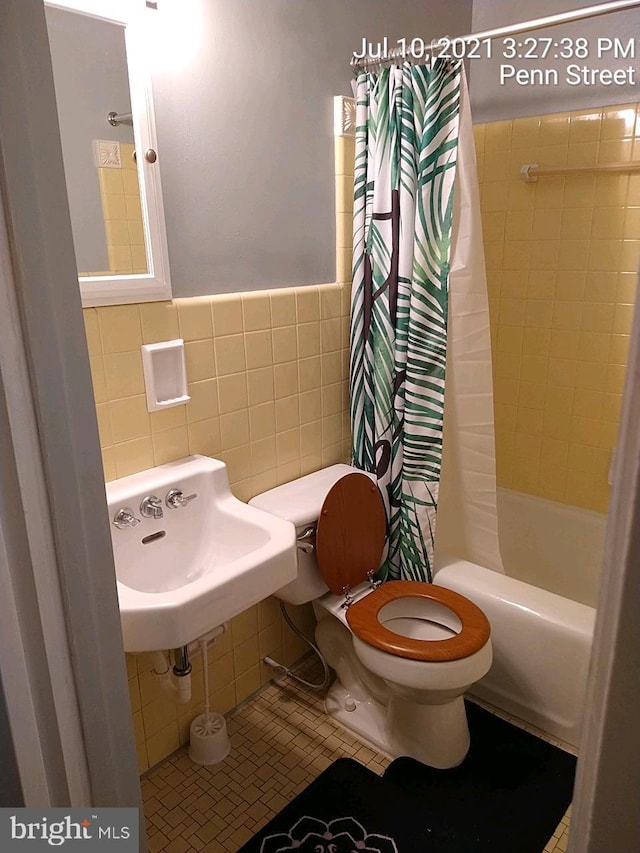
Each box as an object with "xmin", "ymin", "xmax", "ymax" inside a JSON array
[{"xmin": 44, "ymin": 0, "xmax": 171, "ymax": 306}]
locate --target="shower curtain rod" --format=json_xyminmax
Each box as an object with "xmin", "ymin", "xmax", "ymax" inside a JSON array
[{"xmin": 351, "ymin": 0, "xmax": 640, "ymax": 69}]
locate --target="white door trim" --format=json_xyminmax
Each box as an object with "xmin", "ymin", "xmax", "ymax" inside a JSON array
[
  {"xmin": 0, "ymin": 195, "xmax": 90, "ymax": 805},
  {"xmin": 0, "ymin": 0, "xmax": 143, "ymax": 824},
  {"xmin": 569, "ymin": 267, "xmax": 640, "ymax": 852}
]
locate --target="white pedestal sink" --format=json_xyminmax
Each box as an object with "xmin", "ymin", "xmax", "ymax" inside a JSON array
[{"xmin": 106, "ymin": 455, "xmax": 297, "ymax": 652}]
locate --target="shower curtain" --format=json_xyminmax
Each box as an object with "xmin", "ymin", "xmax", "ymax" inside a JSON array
[{"xmin": 350, "ymin": 58, "xmax": 503, "ymax": 583}]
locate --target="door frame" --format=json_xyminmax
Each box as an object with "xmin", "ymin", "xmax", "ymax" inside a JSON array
[{"xmin": 0, "ymin": 0, "xmax": 142, "ymax": 821}]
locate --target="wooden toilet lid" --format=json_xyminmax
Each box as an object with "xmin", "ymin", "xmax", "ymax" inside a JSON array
[
  {"xmin": 315, "ymin": 472, "xmax": 386, "ymax": 595},
  {"xmin": 346, "ymin": 581, "xmax": 491, "ymax": 661}
]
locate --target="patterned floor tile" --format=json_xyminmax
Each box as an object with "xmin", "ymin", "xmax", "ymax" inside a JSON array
[{"xmin": 142, "ymin": 659, "xmax": 572, "ymax": 852}]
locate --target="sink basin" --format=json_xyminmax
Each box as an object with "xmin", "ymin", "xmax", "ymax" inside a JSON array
[{"xmin": 105, "ymin": 455, "xmax": 297, "ymax": 652}]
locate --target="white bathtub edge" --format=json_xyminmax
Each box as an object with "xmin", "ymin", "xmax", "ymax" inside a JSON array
[{"xmin": 434, "ymin": 559, "xmax": 596, "ymax": 748}]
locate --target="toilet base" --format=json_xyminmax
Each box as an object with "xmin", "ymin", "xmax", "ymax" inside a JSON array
[
  {"xmin": 324, "ymin": 683, "xmax": 393, "ymax": 759},
  {"xmin": 388, "ymin": 692, "xmax": 470, "ymax": 769},
  {"xmin": 324, "ymin": 683, "xmax": 471, "ymax": 769}
]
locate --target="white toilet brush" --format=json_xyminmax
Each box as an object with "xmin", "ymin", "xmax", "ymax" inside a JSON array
[{"xmin": 188, "ymin": 638, "xmax": 231, "ymax": 765}]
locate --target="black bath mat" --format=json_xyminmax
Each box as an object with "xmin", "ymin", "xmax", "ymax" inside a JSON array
[
  {"xmin": 383, "ymin": 700, "xmax": 577, "ymax": 852},
  {"xmin": 237, "ymin": 756, "xmax": 431, "ymax": 852},
  {"xmin": 239, "ymin": 702, "xmax": 576, "ymax": 853}
]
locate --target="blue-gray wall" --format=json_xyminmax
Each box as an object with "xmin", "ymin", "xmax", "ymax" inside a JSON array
[
  {"xmin": 150, "ymin": 0, "xmax": 473, "ymax": 296},
  {"xmin": 470, "ymin": 0, "xmax": 640, "ymax": 122}
]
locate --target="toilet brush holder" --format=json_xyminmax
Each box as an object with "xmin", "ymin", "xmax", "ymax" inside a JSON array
[{"xmin": 188, "ymin": 711, "xmax": 231, "ymax": 766}]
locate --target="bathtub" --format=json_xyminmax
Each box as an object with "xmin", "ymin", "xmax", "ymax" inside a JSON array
[{"xmin": 434, "ymin": 489, "xmax": 604, "ymax": 748}]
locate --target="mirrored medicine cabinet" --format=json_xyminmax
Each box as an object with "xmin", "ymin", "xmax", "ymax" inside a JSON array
[{"xmin": 45, "ymin": 0, "xmax": 171, "ymax": 306}]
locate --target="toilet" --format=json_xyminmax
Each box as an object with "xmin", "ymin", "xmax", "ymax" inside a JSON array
[{"xmin": 250, "ymin": 464, "xmax": 492, "ymax": 768}]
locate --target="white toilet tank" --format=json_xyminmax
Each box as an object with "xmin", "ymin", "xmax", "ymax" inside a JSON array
[{"xmin": 249, "ymin": 464, "xmax": 366, "ymax": 605}]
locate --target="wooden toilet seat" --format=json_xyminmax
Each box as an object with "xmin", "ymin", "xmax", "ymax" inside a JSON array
[
  {"xmin": 346, "ymin": 581, "xmax": 491, "ymax": 661},
  {"xmin": 315, "ymin": 473, "xmax": 491, "ymax": 663}
]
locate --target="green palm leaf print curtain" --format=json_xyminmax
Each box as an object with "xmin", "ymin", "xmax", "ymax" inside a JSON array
[{"xmin": 350, "ymin": 58, "xmax": 462, "ymax": 583}]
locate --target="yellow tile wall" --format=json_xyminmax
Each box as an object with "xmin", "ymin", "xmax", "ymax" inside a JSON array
[
  {"xmin": 91, "ymin": 142, "xmax": 146, "ymax": 276},
  {"xmin": 475, "ymin": 103, "xmax": 639, "ymax": 514},
  {"xmin": 83, "ymin": 131, "xmax": 355, "ymax": 772},
  {"xmin": 85, "ymin": 283, "xmax": 351, "ymax": 489}
]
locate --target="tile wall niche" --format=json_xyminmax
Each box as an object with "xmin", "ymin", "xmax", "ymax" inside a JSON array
[
  {"xmin": 475, "ymin": 103, "xmax": 639, "ymax": 514},
  {"xmin": 82, "ymin": 133, "xmax": 355, "ymax": 772}
]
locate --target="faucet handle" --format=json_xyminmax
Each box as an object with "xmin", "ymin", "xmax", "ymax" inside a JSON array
[
  {"xmin": 140, "ymin": 495, "xmax": 163, "ymax": 519},
  {"xmin": 113, "ymin": 507, "xmax": 141, "ymax": 529},
  {"xmin": 165, "ymin": 488, "xmax": 197, "ymax": 509}
]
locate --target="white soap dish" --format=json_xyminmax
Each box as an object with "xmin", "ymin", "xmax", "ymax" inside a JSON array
[{"xmin": 141, "ymin": 339, "xmax": 190, "ymax": 412}]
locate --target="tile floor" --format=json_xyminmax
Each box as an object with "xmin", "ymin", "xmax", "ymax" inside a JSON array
[{"xmin": 141, "ymin": 658, "xmax": 573, "ymax": 852}]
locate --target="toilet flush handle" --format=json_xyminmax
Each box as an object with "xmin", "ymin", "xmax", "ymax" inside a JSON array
[{"xmin": 296, "ymin": 525, "xmax": 316, "ymax": 554}]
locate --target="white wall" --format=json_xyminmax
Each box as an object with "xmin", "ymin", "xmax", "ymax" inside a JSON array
[
  {"xmin": 148, "ymin": 0, "xmax": 473, "ymax": 296},
  {"xmin": 470, "ymin": 0, "xmax": 640, "ymax": 122}
]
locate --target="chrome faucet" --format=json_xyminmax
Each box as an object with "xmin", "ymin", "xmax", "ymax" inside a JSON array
[
  {"xmin": 113, "ymin": 507, "xmax": 141, "ymax": 529},
  {"xmin": 165, "ymin": 488, "xmax": 197, "ymax": 509},
  {"xmin": 140, "ymin": 495, "xmax": 163, "ymax": 519}
]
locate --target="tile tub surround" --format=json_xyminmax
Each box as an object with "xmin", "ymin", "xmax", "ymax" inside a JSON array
[
  {"xmin": 334, "ymin": 100, "xmax": 639, "ymax": 514},
  {"xmin": 475, "ymin": 103, "xmax": 640, "ymax": 513}
]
